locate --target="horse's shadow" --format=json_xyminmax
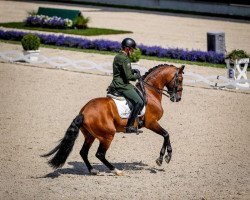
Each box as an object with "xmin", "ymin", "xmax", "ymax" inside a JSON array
[{"xmin": 43, "ymin": 161, "xmax": 165, "ymax": 178}]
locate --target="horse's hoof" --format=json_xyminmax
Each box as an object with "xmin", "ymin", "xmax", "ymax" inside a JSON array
[
  {"xmin": 111, "ymin": 168, "xmax": 124, "ymax": 176},
  {"xmin": 165, "ymin": 154, "xmax": 172, "ymax": 164},
  {"xmin": 90, "ymin": 169, "xmax": 99, "ymax": 175},
  {"xmin": 156, "ymin": 158, "xmax": 163, "ymax": 166}
]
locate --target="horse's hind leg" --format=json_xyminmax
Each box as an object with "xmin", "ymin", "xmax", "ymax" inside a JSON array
[
  {"xmin": 79, "ymin": 132, "xmax": 97, "ymax": 175},
  {"xmin": 96, "ymin": 138, "xmax": 124, "ymax": 176}
]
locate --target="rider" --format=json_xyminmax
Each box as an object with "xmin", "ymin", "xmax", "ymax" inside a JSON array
[{"xmin": 110, "ymin": 38, "xmax": 144, "ymax": 133}]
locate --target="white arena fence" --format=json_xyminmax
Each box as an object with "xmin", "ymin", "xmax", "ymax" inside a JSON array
[{"xmin": 0, "ymin": 50, "xmax": 249, "ymax": 91}]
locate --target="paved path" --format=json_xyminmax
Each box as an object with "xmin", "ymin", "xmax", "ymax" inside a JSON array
[{"xmin": 0, "ymin": 0, "xmax": 250, "ymax": 52}]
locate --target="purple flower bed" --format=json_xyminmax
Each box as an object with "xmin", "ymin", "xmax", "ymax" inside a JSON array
[
  {"xmin": 0, "ymin": 29, "xmax": 225, "ymax": 64},
  {"xmin": 25, "ymin": 15, "xmax": 72, "ymax": 29},
  {"xmin": 138, "ymin": 44, "xmax": 224, "ymax": 64}
]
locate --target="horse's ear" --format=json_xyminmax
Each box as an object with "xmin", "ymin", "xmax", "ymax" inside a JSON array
[{"xmin": 179, "ymin": 65, "xmax": 185, "ymax": 74}]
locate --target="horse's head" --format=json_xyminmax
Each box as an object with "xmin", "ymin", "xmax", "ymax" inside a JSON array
[
  {"xmin": 165, "ymin": 65, "xmax": 185, "ymax": 102},
  {"xmin": 141, "ymin": 64, "xmax": 185, "ymax": 102}
]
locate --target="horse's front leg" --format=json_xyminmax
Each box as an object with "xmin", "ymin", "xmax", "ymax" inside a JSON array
[{"xmin": 147, "ymin": 122, "xmax": 172, "ymax": 166}]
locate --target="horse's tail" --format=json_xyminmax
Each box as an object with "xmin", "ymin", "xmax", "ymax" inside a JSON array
[{"xmin": 41, "ymin": 114, "xmax": 83, "ymax": 169}]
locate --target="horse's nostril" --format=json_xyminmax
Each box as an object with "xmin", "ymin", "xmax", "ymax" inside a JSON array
[{"xmin": 175, "ymin": 97, "xmax": 181, "ymax": 102}]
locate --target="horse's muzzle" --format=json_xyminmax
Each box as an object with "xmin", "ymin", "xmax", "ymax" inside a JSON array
[{"xmin": 170, "ymin": 95, "xmax": 181, "ymax": 102}]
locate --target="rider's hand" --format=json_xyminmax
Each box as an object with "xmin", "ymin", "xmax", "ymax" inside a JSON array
[
  {"xmin": 133, "ymin": 69, "xmax": 140, "ymax": 74},
  {"xmin": 133, "ymin": 69, "xmax": 141, "ymax": 77},
  {"xmin": 133, "ymin": 69, "xmax": 141, "ymax": 79}
]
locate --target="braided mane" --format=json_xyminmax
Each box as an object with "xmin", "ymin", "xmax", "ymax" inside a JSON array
[{"xmin": 141, "ymin": 64, "xmax": 173, "ymax": 80}]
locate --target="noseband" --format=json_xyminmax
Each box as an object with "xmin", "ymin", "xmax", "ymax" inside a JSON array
[{"xmin": 141, "ymin": 68, "xmax": 182, "ymax": 99}]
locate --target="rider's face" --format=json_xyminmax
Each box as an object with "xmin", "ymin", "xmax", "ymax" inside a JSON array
[
  {"xmin": 123, "ymin": 47, "xmax": 134, "ymax": 57},
  {"xmin": 127, "ymin": 47, "xmax": 134, "ymax": 56}
]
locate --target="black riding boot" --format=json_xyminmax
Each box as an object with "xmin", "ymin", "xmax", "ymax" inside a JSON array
[{"xmin": 125, "ymin": 103, "xmax": 143, "ymax": 134}]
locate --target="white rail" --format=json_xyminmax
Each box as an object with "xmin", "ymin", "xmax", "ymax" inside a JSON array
[{"xmin": 0, "ymin": 50, "xmax": 249, "ymax": 90}]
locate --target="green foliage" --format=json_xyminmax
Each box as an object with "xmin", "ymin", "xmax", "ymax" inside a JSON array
[
  {"xmin": 27, "ymin": 10, "xmax": 37, "ymax": 16},
  {"xmin": 130, "ymin": 48, "xmax": 141, "ymax": 62},
  {"xmin": 0, "ymin": 22, "xmax": 132, "ymax": 36},
  {"xmin": 225, "ymin": 49, "xmax": 249, "ymax": 60},
  {"xmin": 75, "ymin": 15, "xmax": 90, "ymax": 29},
  {"xmin": 21, "ymin": 34, "xmax": 40, "ymax": 50}
]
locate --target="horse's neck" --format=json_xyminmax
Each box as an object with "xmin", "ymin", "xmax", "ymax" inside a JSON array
[
  {"xmin": 148, "ymin": 67, "xmax": 170, "ymax": 88},
  {"xmin": 149, "ymin": 70, "xmax": 163, "ymax": 86},
  {"xmin": 145, "ymin": 69, "xmax": 168, "ymax": 100}
]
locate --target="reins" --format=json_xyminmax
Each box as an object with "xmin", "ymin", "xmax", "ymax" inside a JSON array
[
  {"xmin": 141, "ymin": 80, "xmax": 171, "ymax": 97},
  {"xmin": 137, "ymin": 65, "xmax": 184, "ymax": 102},
  {"xmin": 140, "ymin": 68, "xmax": 180, "ymax": 98}
]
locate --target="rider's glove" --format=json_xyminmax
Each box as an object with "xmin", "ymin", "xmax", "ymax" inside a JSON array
[{"xmin": 132, "ymin": 69, "xmax": 141, "ymax": 79}]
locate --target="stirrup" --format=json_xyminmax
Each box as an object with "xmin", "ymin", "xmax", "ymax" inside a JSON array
[
  {"xmin": 125, "ymin": 126, "xmax": 143, "ymax": 134},
  {"xmin": 137, "ymin": 118, "xmax": 144, "ymax": 129}
]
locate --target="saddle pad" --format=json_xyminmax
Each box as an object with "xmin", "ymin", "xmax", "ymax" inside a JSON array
[{"xmin": 112, "ymin": 98, "xmax": 145, "ymax": 119}]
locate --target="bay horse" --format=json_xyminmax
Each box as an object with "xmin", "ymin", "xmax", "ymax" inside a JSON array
[{"xmin": 42, "ymin": 64, "xmax": 185, "ymax": 175}]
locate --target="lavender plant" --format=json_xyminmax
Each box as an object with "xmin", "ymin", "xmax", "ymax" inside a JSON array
[{"xmin": 0, "ymin": 29, "xmax": 225, "ymax": 64}]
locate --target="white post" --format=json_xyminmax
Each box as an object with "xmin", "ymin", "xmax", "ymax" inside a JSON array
[
  {"xmin": 235, "ymin": 58, "xmax": 249, "ymax": 88},
  {"xmin": 225, "ymin": 58, "xmax": 249, "ymax": 89}
]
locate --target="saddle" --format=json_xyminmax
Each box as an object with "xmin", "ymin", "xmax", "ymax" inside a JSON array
[
  {"xmin": 106, "ymin": 86, "xmax": 146, "ymax": 119},
  {"xmin": 107, "ymin": 86, "xmax": 133, "ymax": 109}
]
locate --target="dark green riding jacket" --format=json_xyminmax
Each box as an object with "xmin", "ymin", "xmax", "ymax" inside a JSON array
[{"xmin": 110, "ymin": 51, "xmax": 139, "ymax": 91}]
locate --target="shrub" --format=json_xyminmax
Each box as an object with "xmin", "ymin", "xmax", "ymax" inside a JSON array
[
  {"xmin": 225, "ymin": 49, "xmax": 249, "ymax": 60},
  {"xmin": 130, "ymin": 48, "xmax": 141, "ymax": 62},
  {"xmin": 27, "ymin": 10, "xmax": 37, "ymax": 16},
  {"xmin": 21, "ymin": 34, "xmax": 40, "ymax": 51},
  {"xmin": 74, "ymin": 15, "xmax": 90, "ymax": 29},
  {"xmin": 25, "ymin": 15, "xmax": 73, "ymax": 29}
]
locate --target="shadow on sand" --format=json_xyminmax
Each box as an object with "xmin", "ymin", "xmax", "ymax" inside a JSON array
[{"xmin": 42, "ymin": 161, "xmax": 165, "ymax": 178}]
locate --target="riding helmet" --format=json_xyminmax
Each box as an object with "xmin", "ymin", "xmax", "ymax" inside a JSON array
[{"xmin": 121, "ymin": 38, "xmax": 136, "ymax": 49}]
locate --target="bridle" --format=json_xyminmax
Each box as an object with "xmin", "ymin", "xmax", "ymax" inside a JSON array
[{"xmin": 141, "ymin": 68, "xmax": 183, "ymax": 99}]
